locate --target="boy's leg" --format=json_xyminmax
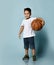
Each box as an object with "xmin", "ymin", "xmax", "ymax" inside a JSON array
[
  {"xmin": 23, "ymin": 38, "xmax": 29, "ymax": 55},
  {"xmin": 25, "ymin": 48, "xmax": 28, "ymax": 55},
  {"xmin": 23, "ymin": 48, "xmax": 29, "ymax": 60},
  {"xmin": 32, "ymin": 49, "xmax": 36, "ymax": 61},
  {"xmin": 32, "ymin": 49, "xmax": 36, "ymax": 56},
  {"xmin": 28, "ymin": 37, "xmax": 36, "ymax": 55},
  {"xmin": 23, "ymin": 38, "xmax": 29, "ymax": 60},
  {"xmin": 28, "ymin": 37, "xmax": 36, "ymax": 61}
]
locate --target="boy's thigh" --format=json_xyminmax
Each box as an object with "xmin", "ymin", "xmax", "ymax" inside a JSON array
[
  {"xmin": 23, "ymin": 38, "xmax": 29, "ymax": 49},
  {"xmin": 28, "ymin": 36, "xmax": 35, "ymax": 49}
]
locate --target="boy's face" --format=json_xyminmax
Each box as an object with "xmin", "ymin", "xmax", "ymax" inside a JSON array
[{"xmin": 24, "ymin": 10, "xmax": 31, "ymax": 19}]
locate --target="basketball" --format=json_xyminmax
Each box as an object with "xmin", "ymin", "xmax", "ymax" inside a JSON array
[{"xmin": 31, "ymin": 18, "xmax": 45, "ymax": 31}]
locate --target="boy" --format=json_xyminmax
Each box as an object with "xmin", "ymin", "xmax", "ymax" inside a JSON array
[{"xmin": 18, "ymin": 8, "xmax": 44, "ymax": 61}]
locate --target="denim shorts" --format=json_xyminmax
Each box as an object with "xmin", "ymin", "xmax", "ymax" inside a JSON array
[{"xmin": 23, "ymin": 36, "xmax": 35, "ymax": 49}]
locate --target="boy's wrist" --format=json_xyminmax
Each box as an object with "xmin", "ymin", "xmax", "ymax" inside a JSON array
[
  {"xmin": 18, "ymin": 32, "xmax": 21, "ymax": 38},
  {"xmin": 19, "ymin": 32, "xmax": 21, "ymax": 35}
]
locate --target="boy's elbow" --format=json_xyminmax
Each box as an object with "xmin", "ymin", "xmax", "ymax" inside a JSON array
[{"xmin": 21, "ymin": 26, "xmax": 24, "ymax": 29}]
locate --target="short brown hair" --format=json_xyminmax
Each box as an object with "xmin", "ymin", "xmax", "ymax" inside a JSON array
[{"xmin": 24, "ymin": 8, "xmax": 31, "ymax": 15}]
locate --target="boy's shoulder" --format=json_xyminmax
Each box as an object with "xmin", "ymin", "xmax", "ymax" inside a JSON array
[
  {"xmin": 30, "ymin": 17, "xmax": 36, "ymax": 20},
  {"xmin": 22, "ymin": 17, "xmax": 36, "ymax": 21},
  {"xmin": 30, "ymin": 17, "xmax": 36, "ymax": 22}
]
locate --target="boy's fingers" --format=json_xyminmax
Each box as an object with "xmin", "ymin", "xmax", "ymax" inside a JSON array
[{"xmin": 18, "ymin": 34, "xmax": 21, "ymax": 39}]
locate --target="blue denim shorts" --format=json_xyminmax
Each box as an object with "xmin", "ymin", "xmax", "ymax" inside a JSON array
[{"xmin": 23, "ymin": 36, "xmax": 35, "ymax": 49}]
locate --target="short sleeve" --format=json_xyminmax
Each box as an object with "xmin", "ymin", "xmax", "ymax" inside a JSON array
[
  {"xmin": 31, "ymin": 17, "xmax": 37, "ymax": 23},
  {"xmin": 20, "ymin": 20, "xmax": 24, "ymax": 27}
]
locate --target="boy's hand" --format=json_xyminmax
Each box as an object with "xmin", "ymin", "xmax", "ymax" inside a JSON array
[
  {"xmin": 18, "ymin": 26, "xmax": 24, "ymax": 39},
  {"xmin": 18, "ymin": 33, "xmax": 21, "ymax": 39},
  {"xmin": 37, "ymin": 17, "xmax": 45, "ymax": 26}
]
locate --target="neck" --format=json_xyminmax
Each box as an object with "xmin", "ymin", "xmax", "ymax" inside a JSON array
[{"xmin": 26, "ymin": 17, "xmax": 31, "ymax": 20}]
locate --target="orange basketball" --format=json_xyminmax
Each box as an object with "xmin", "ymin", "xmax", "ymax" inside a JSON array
[{"xmin": 31, "ymin": 18, "xmax": 44, "ymax": 31}]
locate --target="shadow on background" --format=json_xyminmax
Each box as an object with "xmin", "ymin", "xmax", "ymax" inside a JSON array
[
  {"xmin": 34, "ymin": 28, "xmax": 48, "ymax": 59},
  {"xmin": 23, "ymin": 28, "xmax": 49, "ymax": 65}
]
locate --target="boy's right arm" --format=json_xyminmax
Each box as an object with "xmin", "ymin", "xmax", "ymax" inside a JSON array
[{"xmin": 18, "ymin": 26, "xmax": 24, "ymax": 38}]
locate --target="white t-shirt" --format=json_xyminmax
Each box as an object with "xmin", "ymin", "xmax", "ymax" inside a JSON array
[{"xmin": 20, "ymin": 17, "xmax": 36, "ymax": 38}]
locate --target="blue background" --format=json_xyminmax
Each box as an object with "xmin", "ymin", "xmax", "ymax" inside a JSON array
[{"xmin": 0, "ymin": 0, "xmax": 54, "ymax": 65}]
